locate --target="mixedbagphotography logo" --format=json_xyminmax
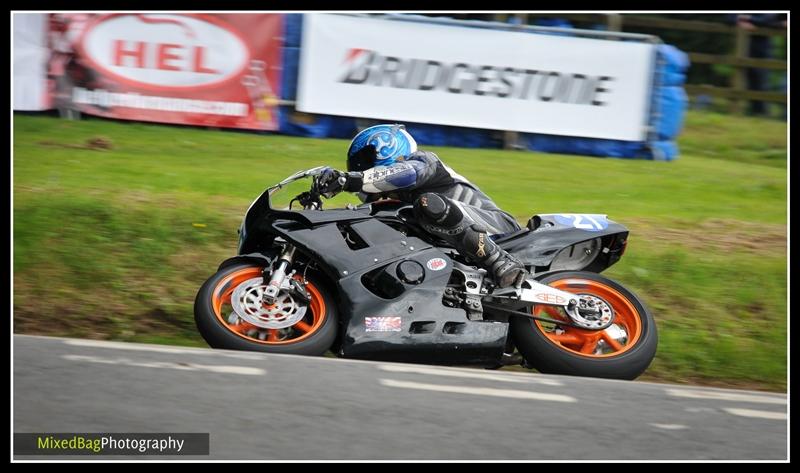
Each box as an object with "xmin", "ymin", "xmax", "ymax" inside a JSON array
[{"xmin": 14, "ymin": 433, "xmax": 210, "ymax": 456}]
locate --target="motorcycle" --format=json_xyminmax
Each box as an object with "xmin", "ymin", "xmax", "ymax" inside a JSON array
[{"xmin": 194, "ymin": 166, "xmax": 657, "ymax": 380}]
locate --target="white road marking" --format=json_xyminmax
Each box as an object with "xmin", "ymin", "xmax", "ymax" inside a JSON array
[
  {"xmin": 685, "ymin": 407, "xmax": 717, "ymax": 413},
  {"xmin": 649, "ymin": 423, "xmax": 689, "ymax": 430},
  {"xmin": 378, "ymin": 364, "xmax": 563, "ymax": 386},
  {"xmin": 380, "ymin": 378, "xmax": 576, "ymax": 402},
  {"xmin": 723, "ymin": 408, "xmax": 787, "ymax": 420},
  {"xmin": 62, "ymin": 355, "xmax": 265, "ymax": 375},
  {"xmin": 63, "ymin": 339, "xmax": 264, "ymax": 360},
  {"xmin": 666, "ymin": 388, "xmax": 787, "ymax": 405}
]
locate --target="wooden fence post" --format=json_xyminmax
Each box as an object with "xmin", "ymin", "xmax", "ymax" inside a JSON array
[
  {"xmin": 502, "ymin": 131, "xmax": 520, "ymax": 150},
  {"xmin": 493, "ymin": 13, "xmax": 508, "ymax": 23},
  {"xmin": 731, "ymin": 27, "xmax": 749, "ymax": 114},
  {"xmin": 607, "ymin": 14, "xmax": 622, "ymax": 32},
  {"xmin": 502, "ymin": 13, "xmax": 528, "ymax": 149}
]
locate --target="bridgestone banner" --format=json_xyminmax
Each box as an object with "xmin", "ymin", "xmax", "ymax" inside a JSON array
[
  {"xmin": 45, "ymin": 14, "xmax": 283, "ymax": 130},
  {"xmin": 298, "ymin": 14, "xmax": 657, "ymax": 141}
]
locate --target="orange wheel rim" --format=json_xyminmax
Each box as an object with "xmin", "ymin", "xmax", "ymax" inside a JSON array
[
  {"xmin": 532, "ymin": 278, "xmax": 642, "ymax": 358},
  {"xmin": 211, "ymin": 267, "xmax": 327, "ymax": 345}
]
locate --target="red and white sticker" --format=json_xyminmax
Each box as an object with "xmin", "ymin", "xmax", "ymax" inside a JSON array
[
  {"xmin": 426, "ymin": 258, "xmax": 447, "ymax": 271},
  {"xmin": 365, "ymin": 317, "xmax": 402, "ymax": 332}
]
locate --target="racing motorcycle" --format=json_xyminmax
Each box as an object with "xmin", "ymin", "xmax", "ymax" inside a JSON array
[{"xmin": 195, "ymin": 166, "xmax": 657, "ymax": 380}]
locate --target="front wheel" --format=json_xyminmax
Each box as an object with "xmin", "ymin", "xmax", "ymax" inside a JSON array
[
  {"xmin": 511, "ymin": 271, "xmax": 657, "ymax": 380},
  {"xmin": 194, "ymin": 263, "xmax": 338, "ymax": 355}
]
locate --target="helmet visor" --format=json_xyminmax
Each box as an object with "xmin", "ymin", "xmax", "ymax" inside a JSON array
[{"xmin": 347, "ymin": 144, "xmax": 377, "ymax": 172}]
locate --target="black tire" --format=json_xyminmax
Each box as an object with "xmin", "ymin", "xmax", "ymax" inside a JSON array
[
  {"xmin": 511, "ymin": 271, "xmax": 657, "ymax": 380},
  {"xmin": 194, "ymin": 263, "xmax": 338, "ymax": 355}
]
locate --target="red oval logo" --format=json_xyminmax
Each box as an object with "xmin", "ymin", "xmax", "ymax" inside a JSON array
[
  {"xmin": 79, "ymin": 14, "xmax": 250, "ymax": 91},
  {"xmin": 426, "ymin": 258, "xmax": 447, "ymax": 271}
]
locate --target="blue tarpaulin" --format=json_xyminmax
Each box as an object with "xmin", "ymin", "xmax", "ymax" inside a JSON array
[{"xmin": 518, "ymin": 44, "xmax": 688, "ymax": 160}]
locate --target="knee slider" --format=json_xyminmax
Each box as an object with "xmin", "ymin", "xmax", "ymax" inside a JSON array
[{"xmin": 413, "ymin": 193, "xmax": 462, "ymax": 228}]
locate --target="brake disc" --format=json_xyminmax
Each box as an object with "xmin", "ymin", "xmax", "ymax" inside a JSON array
[
  {"xmin": 230, "ymin": 277, "xmax": 308, "ymax": 329},
  {"xmin": 565, "ymin": 294, "xmax": 615, "ymax": 330}
]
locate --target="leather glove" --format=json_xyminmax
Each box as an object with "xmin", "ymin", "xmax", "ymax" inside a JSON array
[
  {"xmin": 317, "ymin": 167, "xmax": 346, "ymax": 198},
  {"xmin": 317, "ymin": 168, "xmax": 364, "ymax": 198}
]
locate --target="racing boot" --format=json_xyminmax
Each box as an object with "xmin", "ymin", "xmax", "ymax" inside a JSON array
[
  {"xmin": 461, "ymin": 224, "xmax": 527, "ymax": 288},
  {"xmin": 414, "ymin": 193, "xmax": 527, "ymax": 288}
]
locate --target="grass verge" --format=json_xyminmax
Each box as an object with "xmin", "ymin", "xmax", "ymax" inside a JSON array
[{"xmin": 13, "ymin": 111, "xmax": 787, "ymax": 391}]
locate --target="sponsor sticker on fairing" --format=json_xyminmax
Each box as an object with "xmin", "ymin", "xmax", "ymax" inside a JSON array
[
  {"xmin": 426, "ymin": 258, "xmax": 447, "ymax": 271},
  {"xmin": 552, "ymin": 214, "xmax": 609, "ymax": 231},
  {"xmin": 365, "ymin": 317, "xmax": 402, "ymax": 332}
]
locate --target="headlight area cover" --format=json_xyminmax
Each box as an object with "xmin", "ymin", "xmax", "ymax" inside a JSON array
[{"xmin": 549, "ymin": 238, "xmax": 602, "ymax": 271}]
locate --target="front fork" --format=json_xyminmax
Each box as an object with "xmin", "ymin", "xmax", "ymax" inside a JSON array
[{"xmin": 262, "ymin": 245, "xmax": 296, "ymax": 304}]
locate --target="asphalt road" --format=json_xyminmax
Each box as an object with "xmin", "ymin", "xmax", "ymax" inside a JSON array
[{"xmin": 13, "ymin": 334, "xmax": 788, "ymax": 461}]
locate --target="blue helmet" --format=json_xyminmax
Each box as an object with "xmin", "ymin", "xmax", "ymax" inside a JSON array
[{"xmin": 346, "ymin": 124, "xmax": 417, "ymax": 172}]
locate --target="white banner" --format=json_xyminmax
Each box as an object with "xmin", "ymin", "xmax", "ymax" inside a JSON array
[
  {"xmin": 298, "ymin": 14, "xmax": 656, "ymax": 141},
  {"xmin": 13, "ymin": 13, "xmax": 49, "ymax": 111}
]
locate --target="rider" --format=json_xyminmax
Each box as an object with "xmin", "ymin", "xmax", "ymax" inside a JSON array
[{"xmin": 317, "ymin": 123, "xmax": 528, "ymax": 288}]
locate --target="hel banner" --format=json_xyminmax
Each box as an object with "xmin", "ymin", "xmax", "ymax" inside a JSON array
[
  {"xmin": 298, "ymin": 14, "xmax": 656, "ymax": 141},
  {"xmin": 47, "ymin": 14, "xmax": 283, "ymax": 130}
]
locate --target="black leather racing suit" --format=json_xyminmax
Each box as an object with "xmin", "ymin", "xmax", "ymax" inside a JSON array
[
  {"xmin": 357, "ymin": 150, "xmax": 520, "ymax": 234},
  {"xmin": 349, "ymin": 150, "xmax": 526, "ymax": 287}
]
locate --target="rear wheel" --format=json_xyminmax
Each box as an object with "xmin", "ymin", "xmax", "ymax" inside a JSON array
[
  {"xmin": 194, "ymin": 263, "xmax": 338, "ymax": 355},
  {"xmin": 511, "ymin": 271, "xmax": 657, "ymax": 380}
]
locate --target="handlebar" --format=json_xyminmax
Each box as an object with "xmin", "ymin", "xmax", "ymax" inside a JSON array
[
  {"xmin": 264, "ymin": 166, "xmax": 328, "ymax": 211},
  {"xmin": 270, "ymin": 166, "xmax": 368, "ymax": 212},
  {"xmin": 290, "ymin": 189, "xmax": 323, "ymax": 210}
]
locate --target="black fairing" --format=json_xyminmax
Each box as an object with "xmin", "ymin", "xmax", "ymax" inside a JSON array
[
  {"xmin": 338, "ymin": 248, "xmax": 508, "ymax": 365},
  {"xmin": 497, "ymin": 214, "xmax": 629, "ymax": 272},
  {"xmin": 235, "ymin": 189, "xmax": 627, "ymax": 365},
  {"xmin": 240, "ymin": 199, "xmax": 507, "ymax": 365}
]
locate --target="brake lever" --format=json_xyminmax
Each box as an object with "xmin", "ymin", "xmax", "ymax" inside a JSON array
[{"xmin": 301, "ymin": 186, "xmax": 324, "ymax": 210}]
